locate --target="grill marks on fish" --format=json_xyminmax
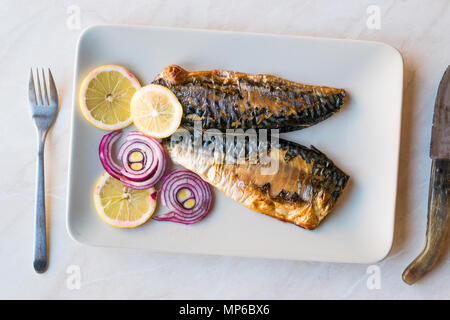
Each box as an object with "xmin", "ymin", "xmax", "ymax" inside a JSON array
[
  {"xmin": 153, "ymin": 65, "xmax": 346, "ymax": 132},
  {"xmin": 163, "ymin": 130, "xmax": 349, "ymax": 229}
]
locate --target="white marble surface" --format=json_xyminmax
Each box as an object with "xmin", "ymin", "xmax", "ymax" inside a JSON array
[{"xmin": 0, "ymin": 0, "xmax": 449, "ymax": 299}]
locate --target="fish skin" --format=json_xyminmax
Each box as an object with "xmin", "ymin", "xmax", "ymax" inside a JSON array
[
  {"xmin": 153, "ymin": 65, "xmax": 347, "ymax": 133},
  {"xmin": 163, "ymin": 129, "xmax": 349, "ymax": 229}
]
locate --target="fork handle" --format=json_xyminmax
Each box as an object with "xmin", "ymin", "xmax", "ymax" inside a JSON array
[{"xmin": 34, "ymin": 136, "xmax": 48, "ymax": 273}]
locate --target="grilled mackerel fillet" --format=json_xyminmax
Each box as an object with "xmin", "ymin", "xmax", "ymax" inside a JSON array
[
  {"xmin": 153, "ymin": 65, "xmax": 346, "ymax": 132},
  {"xmin": 163, "ymin": 130, "xmax": 349, "ymax": 229}
]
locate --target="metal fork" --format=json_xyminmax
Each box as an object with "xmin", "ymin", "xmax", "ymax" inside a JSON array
[{"xmin": 28, "ymin": 68, "xmax": 59, "ymax": 273}]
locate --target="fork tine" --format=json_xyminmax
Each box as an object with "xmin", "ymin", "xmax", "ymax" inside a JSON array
[
  {"xmin": 35, "ymin": 68, "xmax": 43, "ymax": 105},
  {"xmin": 29, "ymin": 69, "xmax": 37, "ymax": 105},
  {"xmin": 47, "ymin": 68, "xmax": 58, "ymax": 106},
  {"xmin": 41, "ymin": 68, "xmax": 49, "ymax": 105}
]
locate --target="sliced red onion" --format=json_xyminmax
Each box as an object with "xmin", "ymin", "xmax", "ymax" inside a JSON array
[
  {"xmin": 153, "ymin": 169, "xmax": 212, "ymax": 224},
  {"xmin": 118, "ymin": 138, "xmax": 156, "ymax": 181},
  {"xmin": 99, "ymin": 130, "xmax": 166, "ymax": 189},
  {"xmin": 99, "ymin": 130, "xmax": 123, "ymax": 181}
]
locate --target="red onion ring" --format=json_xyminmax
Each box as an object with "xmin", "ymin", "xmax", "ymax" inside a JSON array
[
  {"xmin": 99, "ymin": 130, "xmax": 166, "ymax": 189},
  {"xmin": 118, "ymin": 140, "xmax": 156, "ymax": 181},
  {"xmin": 153, "ymin": 169, "xmax": 212, "ymax": 224},
  {"xmin": 99, "ymin": 131, "xmax": 123, "ymax": 181}
]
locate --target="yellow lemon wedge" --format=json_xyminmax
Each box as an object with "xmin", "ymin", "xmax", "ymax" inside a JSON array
[
  {"xmin": 130, "ymin": 84, "xmax": 183, "ymax": 138},
  {"xmin": 79, "ymin": 65, "xmax": 141, "ymax": 130},
  {"xmin": 93, "ymin": 173, "xmax": 157, "ymax": 228}
]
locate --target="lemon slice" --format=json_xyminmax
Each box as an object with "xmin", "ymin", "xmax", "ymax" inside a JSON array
[
  {"xmin": 79, "ymin": 65, "xmax": 141, "ymax": 130},
  {"xmin": 130, "ymin": 84, "xmax": 183, "ymax": 138},
  {"xmin": 94, "ymin": 173, "xmax": 157, "ymax": 228}
]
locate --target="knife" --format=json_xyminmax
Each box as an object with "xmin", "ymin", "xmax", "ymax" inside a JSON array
[{"xmin": 402, "ymin": 66, "xmax": 450, "ymax": 285}]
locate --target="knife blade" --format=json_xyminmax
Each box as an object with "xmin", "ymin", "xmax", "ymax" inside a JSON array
[
  {"xmin": 403, "ymin": 66, "xmax": 450, "ymax": 285},
  {"xmin": 430, "ymin": 66, "xmax": 450, "ymax": 159}
]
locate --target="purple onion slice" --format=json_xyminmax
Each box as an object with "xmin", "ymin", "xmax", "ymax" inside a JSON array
[
  {"xmin": 99, "ymin": 130, "xmax": 166, "ymax": 189},
  {"xmin": 153, "ymin": 169, "xmax": 212, "ymax": 224}
]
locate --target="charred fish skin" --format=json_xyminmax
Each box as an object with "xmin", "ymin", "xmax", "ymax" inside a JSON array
[
  {"xmin": 163, "ymin": 129, "xmax": 349, "ymax": 229},
  {"xmin": 153, "ymin": 65, "xmax": 346, "ymax": 133}
]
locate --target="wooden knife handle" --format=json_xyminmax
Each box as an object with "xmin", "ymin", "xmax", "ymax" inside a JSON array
[{"xmin": 402, "ymin": 159, "xmax": 449, "ymax": 285}]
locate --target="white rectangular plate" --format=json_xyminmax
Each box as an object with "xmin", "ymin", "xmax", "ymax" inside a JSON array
[{"xmin": 67, "ymin": 25, "xmax": 403, "ymax": 263}]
